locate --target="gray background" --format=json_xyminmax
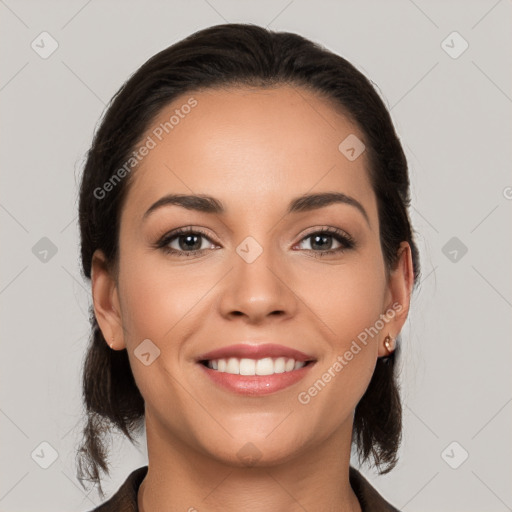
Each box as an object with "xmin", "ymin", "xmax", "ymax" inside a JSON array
[{"xmin": 1, "ymin": 0, "xmax": 511, "ymax": 511}]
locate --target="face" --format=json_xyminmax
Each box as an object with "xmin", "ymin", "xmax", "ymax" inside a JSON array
[{"xmin": 92, "ymin": 84, "xmax": 412, "ymax": 467}]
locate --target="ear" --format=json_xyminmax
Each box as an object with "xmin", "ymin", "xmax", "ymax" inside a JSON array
[
  {"xmin": 378, "ymin": 241, "xmax": 415, "ymax": 358},
  {"xmin": 91, "ymin": 249, "xmax": 126, "ymax": 350}
]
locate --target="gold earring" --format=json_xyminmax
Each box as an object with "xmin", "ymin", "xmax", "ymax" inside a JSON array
[
  {"xmin": 110, "ymin": 337, "xmax": 114, "ymax": 350},
  {"xmin": 384, "ymin": 334, "xmax": 395, "ymax": 354}
]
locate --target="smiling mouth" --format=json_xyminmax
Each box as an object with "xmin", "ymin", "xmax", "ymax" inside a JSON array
[{"xmin": 199, "ymin": 357, "xmax": 316, "ymax": 376}]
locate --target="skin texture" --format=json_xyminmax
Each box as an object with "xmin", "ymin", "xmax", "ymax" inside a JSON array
[{"xmin": 91, "ymin": 85, "xmax": 414, "ymax": 512}]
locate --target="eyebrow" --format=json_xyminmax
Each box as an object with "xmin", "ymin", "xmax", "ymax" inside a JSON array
[{"xmin": 143, "ymin": 192, "xmax": 370, "ymax": 226}]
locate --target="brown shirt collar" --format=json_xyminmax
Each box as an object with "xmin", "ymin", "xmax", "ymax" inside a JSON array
[{"xmin": 90, "ymin": 465, "xmax": 401, "ymax": 511}]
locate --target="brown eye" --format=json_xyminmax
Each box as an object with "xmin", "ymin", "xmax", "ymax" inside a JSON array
[
  {"xmin": 157, "ymin": 227, "xmax": 218, "ymax": 256},
  {"xmin": 295, "ymin": 227, "xmax": 355, "ymax": 257}
]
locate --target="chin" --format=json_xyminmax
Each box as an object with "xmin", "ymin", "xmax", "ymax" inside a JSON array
[{"xmin": 198, "ymin": 431, "xmax": 309, "ymax": 469}]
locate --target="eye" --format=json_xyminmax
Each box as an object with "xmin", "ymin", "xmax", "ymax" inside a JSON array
[
  {"xmin": 156, "ymin": 227, "xmax": 218, "ymax": 257},
  {"xmin": 155, "ymin": 226, "xmax": 355, "ymax": 258},
  {"xmin": 294, "ymin": 227, "xmax": 355, "ymax": 257}
]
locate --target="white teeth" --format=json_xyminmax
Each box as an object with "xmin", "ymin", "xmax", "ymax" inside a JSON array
[
  {"xmin": 256, "ymin": 357, "xmax": 274, "ymax": 375},
  {"xmin": 239, "ymin": 358, "xmax": 255, "ymax": 375},
  {"xmin": 226, "ymin": 357, "xmax": 239, "ymax": 374},
  {"xmin": 273, "ymin": 357, "xmax": 286, "ymax": 373},
  {"xmin": 206, "ymin": 357, "xmax": 307, "ymax": 375}
]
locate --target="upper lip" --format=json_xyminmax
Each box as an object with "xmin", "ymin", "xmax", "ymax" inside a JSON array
[{"xmin": 197, "ymin": 343, "xmax": 316, "ymax": 362}]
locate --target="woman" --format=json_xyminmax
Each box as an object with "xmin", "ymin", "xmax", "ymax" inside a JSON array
[{"xmin": 77, "ymin": 23, "xmax": 420, "ymax": 512}]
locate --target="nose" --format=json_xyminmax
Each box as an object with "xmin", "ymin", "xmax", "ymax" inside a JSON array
[{"xmin": 218, "ymin": 243, "xmax": 298, "ymax": 324}]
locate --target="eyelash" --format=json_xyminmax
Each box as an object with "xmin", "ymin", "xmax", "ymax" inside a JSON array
[{"xmin": 155, "ymin": 226, "xmax": 355, "ymax": 258}]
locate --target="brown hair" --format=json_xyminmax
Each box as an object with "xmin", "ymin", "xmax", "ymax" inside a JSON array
[{"xmin": 76, "ymin": 23, "xmax": 420, "ymax": 498}]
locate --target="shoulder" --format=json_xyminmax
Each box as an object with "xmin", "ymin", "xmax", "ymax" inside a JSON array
[
  {"xmin": 349, "ymin": 466, "xmax": 402, "ymax": 512},
  {"xmin": 86, "ymin": 466, "xmax": 148, "ymax": 512}
]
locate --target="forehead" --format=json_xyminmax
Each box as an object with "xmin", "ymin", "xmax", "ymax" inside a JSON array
[{"xmin": 123, "ymin": 85, "xmax": 376, "ymax": 222}]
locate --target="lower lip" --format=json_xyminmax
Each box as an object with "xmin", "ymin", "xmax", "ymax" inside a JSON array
[{"xmin": 197, "ymin": 362, "xmax": 316, "ymax": 396}]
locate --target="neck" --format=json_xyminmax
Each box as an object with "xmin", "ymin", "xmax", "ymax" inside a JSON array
[{"xmin": 137, "ymin": 412, "xmax": 362, "ymax": 512}]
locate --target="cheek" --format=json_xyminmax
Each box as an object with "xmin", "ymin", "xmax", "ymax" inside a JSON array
[
  {"xmin": 305, "ymin": 254, "xmax": 386, "ymax": 414},
  {"xmin": 296, "ymin": 265, "xmax": 385, "ymax": 421},
  {"xmin": 301, "ymin": 254, "xmax": 387, "ymax": 344},
  {"xmin": 116, "ymin": 254, "xmax": 203, "ymax": 416},
  {"xmin": 117, "ymin": 247, "xmax": 208, "ymax": 342},
  {"xmin": 118, "ymin": 232, "xmax": 387, "ymax": 351}
]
